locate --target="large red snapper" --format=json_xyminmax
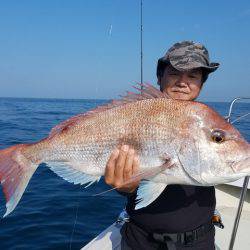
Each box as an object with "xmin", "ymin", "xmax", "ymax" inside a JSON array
[{"xmin": 0, "ymin": 84, "xmax": 249, "ymax": 216}]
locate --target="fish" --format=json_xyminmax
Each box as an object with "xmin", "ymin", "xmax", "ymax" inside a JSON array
[{"xmin": 0, "ymin": 83, "xmax": 249, "ymax": 217}]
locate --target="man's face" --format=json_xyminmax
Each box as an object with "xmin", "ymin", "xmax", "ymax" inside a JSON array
[{"xmin": 158, "ymin": 65, "xmax": 203, "ymax": 101}]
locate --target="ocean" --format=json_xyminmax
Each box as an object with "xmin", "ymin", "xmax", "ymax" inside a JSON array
[{"xmin": 0, "ymin": 98, "xmax": 249, "ymax": 250}]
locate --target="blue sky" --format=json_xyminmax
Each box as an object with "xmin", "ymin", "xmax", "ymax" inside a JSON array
[{"xmin": 0, "ymin": 0, "xmax": 250, "ymax": 101}]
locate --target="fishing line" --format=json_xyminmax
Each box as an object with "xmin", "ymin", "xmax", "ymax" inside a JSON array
[
  {"xmin": 231, "ymin": 112, "xmax": 250, "ymax": 124},
  {"xmin": 69, "ymin": 186, "xmax": 81, "ymax": 250},
  {"xmin": 92, "ymin": 186, "xmax": 117, "ymax": 196}
]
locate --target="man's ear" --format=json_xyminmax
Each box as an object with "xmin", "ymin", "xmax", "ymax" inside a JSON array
[
  {"xmin": 157, "ymin": 77, "xmax": 164, "ymax": 92},
  {"xmin": 157, "ymin": 77, "xmax": 161, "ymax": 86}
]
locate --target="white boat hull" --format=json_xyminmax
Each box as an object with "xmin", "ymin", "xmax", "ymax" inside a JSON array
[{"xmin": 81, "ymin": 222, "xmax": 123, "ymax": 250}]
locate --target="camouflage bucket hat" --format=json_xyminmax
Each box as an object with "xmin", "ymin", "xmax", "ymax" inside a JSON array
[{"xmin": 157, "ymin": 41, "xmax": 219, "ymax": 76}]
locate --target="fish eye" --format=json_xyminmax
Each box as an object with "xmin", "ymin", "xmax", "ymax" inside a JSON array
[{"xmin": 211, "ymin": 129, "xmax": 225, "ymax": 143}]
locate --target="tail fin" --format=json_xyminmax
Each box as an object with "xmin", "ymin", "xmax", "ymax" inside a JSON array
[{"xmin": 0, "ymin": 144, "xmax": 39, "ymax": 217}]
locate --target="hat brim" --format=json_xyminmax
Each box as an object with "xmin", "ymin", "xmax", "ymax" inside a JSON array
[
  {"xmin": 200, "ymin": 62, "xmax": 220, "ymax": 73},
  {"xmin": 162, "ymin": 57, "xmax": 220, "ymax": 74},
  {"xmin": 158, "ymin": 57, "xmax": 219, "ymax": 74}
]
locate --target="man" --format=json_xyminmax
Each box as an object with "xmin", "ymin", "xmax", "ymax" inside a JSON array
[{"xmin": 105, "ymin": 41, "xmax": 219, "ymax": 250}]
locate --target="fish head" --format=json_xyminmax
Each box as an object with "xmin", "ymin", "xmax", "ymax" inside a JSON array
[{"xmin": 178, "ymin": 102, "xmax": 250, "ymax": 185}]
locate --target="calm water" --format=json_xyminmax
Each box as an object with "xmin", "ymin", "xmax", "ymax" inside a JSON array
[{"xmin": 0, "ymin": 98, "xmax": 249, "ymax": 250}]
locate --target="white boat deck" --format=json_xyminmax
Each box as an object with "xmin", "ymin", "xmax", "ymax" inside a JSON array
[{"xmin": 215, "ymin": 183, "xmax": 250, "ymax": 250}]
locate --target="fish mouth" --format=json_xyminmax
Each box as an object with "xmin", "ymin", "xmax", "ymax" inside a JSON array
[{"xmin": 231, "ymin": 157, "xmax": 250, "ymax": 174}]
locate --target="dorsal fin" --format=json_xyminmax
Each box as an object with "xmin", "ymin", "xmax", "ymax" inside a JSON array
[{"xmin": 48, "ymin": 83, "xmax": 169, "ymax": 138}]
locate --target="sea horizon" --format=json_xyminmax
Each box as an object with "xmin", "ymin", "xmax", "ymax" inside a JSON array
[{"xmin": 1, "ymin": 96, "xmax": 249, "ymax": 104}]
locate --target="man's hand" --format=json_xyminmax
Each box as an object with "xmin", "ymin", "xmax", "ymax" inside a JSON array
[{"xmin": 105, "ymin": 145, "xmax": 140, "ymax": 193}]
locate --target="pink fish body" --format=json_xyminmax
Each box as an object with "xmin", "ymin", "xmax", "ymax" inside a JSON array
[{"xmin": 0, "ymin": 84, "xmax": 249, "ymax": 216}]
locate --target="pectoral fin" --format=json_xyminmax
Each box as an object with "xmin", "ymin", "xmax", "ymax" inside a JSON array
[
  {"xmin": 132, "ymin": 160, "xmax": 176, "ymax": 209},
  {"xmin": 135, "ymin": 181, "xmax": 167, "ymax": 209}
]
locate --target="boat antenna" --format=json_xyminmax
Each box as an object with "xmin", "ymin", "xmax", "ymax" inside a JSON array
[{"xmin": 140, "ymin": 0, "xmax": 143, "ymax": 90}]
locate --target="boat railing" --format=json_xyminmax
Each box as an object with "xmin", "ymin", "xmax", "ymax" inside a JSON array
[{"xmin": 226, "ymin": 97, "xmax": 250, "ymax": 250}]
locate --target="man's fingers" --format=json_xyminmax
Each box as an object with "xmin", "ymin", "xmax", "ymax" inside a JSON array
[
  {"xmin": 105, "ymin": 145, "xmax": 140, "ymax": 192},
  {"xmin": 114, "ymin": 145, "xmax": 129, "ymax": 185},
  {"xmin": 122, "ymin": 154, "xmax": 140, "ymax": 192},
  {"xmin": 104, "ymin": 148, "xmax": 119, "ymax": 185},
  {"xmin": 132, "ymin": 155, "xmax": 141, "ymax": 184},
  {"xmin": 123, "ymin": 148, "xmax": 134, "ymax": 181}
]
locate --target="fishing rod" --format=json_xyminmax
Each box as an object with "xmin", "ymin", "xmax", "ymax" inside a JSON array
[
  {"xmin": 140, "ymin": 0, "xmax": 143, "ymax": 90},
  {"xmin": 226, "ymin": 97, "xmax": 250, "ymax": 250}
]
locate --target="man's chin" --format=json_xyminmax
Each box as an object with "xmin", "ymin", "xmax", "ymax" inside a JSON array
[{"xmin": 170, "ymin": 92, "xmax": 191, "ymax": 100}]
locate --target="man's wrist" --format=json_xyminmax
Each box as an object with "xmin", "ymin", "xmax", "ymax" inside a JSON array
[{"xmin": 117, "ymin": 187, "xmax": 137, "ymax": 197}]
